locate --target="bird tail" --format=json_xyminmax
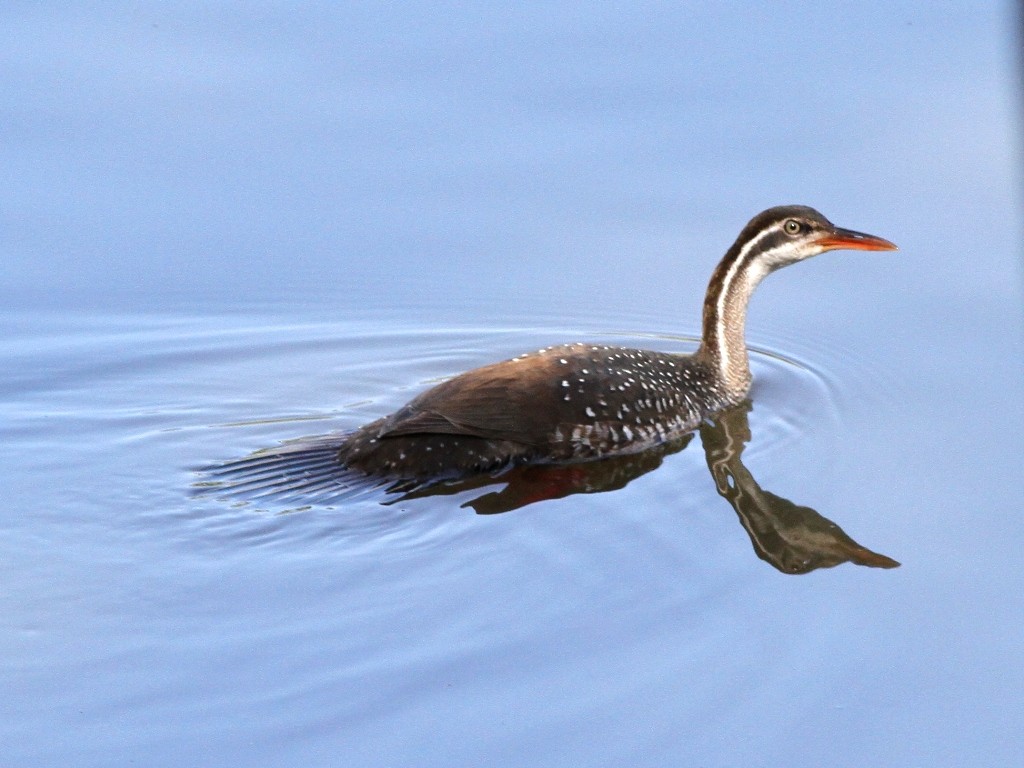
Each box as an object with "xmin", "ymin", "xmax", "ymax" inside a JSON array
[{"xmin": 191, "ymin": 433, "xmax": 385, "ymax": 505}]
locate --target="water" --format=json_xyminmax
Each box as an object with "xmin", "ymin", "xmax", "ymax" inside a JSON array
[{"xmin": 3, "ymin": 4, "xmax": 1023, "ymax": 766}]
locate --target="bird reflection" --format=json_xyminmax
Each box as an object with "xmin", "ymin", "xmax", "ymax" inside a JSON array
[
  {"xmin": 697, "ymin": 402, "xmax": 899, "ymax": 573},
  {"xmin": 199, "ymin": 401, "xmax": 897, "ymax": 574},
  {"xmin": 388, "ymin": 401, "xmax": 898, "ymax": 573}
]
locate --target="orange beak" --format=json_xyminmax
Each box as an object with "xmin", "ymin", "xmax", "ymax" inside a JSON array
[{"xmin": 816, "ymin": 226, "xmax": 898, "ymax": 252}]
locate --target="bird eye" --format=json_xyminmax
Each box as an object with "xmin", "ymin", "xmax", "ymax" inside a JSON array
[{"xmin": 783, "ymin": 219, "xmax": 802, "ymax": 236}]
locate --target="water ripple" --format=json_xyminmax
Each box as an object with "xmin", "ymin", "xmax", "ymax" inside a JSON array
[{"xmin": 176, "ymin": 320, "xmax": 881, "ymax": 558}]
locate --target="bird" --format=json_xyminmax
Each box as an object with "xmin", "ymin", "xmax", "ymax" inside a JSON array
[{"xmin": 331, "ymin": 205, "xmax": 897, "ymax": 481}]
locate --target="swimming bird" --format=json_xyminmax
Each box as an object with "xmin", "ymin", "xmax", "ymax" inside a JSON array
[{"xmin": 336, "ymin": 206, "xmax": 896, "ymax": 480}]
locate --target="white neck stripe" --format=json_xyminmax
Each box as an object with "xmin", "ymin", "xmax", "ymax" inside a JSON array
[{"xmin": 711, "ymin": 222, "xmax": 781, "ymax": 371}]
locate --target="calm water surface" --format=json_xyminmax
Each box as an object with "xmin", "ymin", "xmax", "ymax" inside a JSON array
[{"xmin": 2, "ymin": 3, "xmax": 1023, "ymax": 767}]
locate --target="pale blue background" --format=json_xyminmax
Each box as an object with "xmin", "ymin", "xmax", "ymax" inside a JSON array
[{"xmin": 1, "ymin": 4, "xmax": 1021, "ymax": 766}]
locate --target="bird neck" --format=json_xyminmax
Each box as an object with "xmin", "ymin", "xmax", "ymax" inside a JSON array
[{"xmin": 696, "ymin": 236, "xmax": 774, "ymax": 400}]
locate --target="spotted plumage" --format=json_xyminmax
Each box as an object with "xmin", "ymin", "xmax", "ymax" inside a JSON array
[{"xmin": 337, "ymin": 343, "xmax": 733, "ymax": 477}]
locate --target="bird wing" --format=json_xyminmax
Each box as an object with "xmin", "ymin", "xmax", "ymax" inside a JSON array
[{"xmin": 374, "ymin": 356, "xmax": 561, "ymax": 446}]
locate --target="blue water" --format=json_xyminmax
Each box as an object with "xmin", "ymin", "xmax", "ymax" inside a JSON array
[{"xmin": 3, "ymin": 4, "xmax": 1023, "ymax": 766}]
